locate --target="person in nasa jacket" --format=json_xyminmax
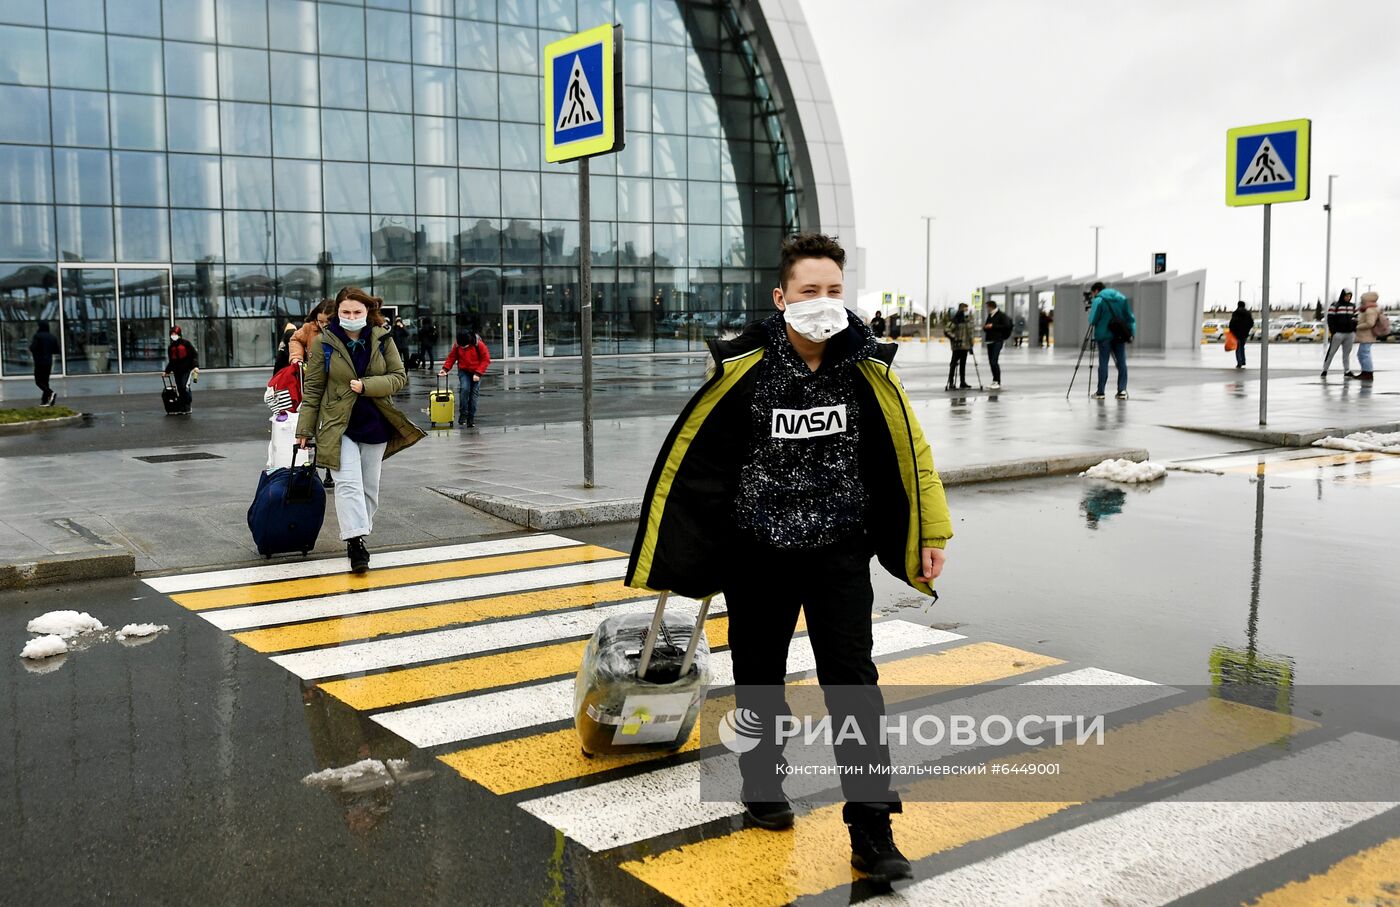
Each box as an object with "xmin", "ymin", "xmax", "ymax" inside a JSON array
[{"xmin": 626, "ymin": 233, "xmax": 952, "ymax": 882}]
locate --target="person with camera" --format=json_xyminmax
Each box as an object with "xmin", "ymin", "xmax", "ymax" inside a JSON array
[
  {"xmin": 982, "ymin": 300, "xmax": 1013, "ymax": 388},
  {"xmin": 1087, "ymin": 281, "xmax": 1135, "ymax": 399}
]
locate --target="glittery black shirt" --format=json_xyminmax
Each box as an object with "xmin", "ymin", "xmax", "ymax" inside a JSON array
[{"xmin": 733, "ymin": 311, "xmax": 879, "ymax": 549}]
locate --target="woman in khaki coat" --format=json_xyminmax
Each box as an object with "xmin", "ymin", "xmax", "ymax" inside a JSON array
[{"xmin": 296, "ymin": 287, "xmax": 426, "ymax": 573}]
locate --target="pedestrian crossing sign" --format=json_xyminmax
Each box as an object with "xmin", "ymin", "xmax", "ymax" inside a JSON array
[
  {"xmin": 544, "ymin": 24, "xmax": 623, "ymax": 163},
  {"xmin": 1226, "ymin": 119, "xmax": 1311, "ymax": 206}
]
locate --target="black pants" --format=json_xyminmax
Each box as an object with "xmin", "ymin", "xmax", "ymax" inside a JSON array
[
  {"xmin": 724, "ymin": 535, "xmax": 901, "ymax": 824},
  {"xmin": 986, "ymin": 339, "xmax": 1004, "ymax": 382},
  {"xmin": 34, "ymin": 362, "xmax": 52, "ymax": 400},
  {"xmin": 947, "ymin": 349, "xmax": 968, "ymax": 386},
  {"xmin": 418, "ymin": 342, "xmax": 434, "ymax": 370},
  {"xmin": 172, "ymin": 369, "xmax": 193, "ymax": 410}
]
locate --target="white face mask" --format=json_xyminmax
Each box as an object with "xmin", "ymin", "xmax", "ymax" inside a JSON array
[
  {"xmin": 169, "ymin": 334, "xmax": 179, "ymax": 342},
  {"xmin": 339, "ymin": 316, "xmax": 368, "ymax": 332},
  {"xmin": 782, "ymin": 296, "xmax": 848, "ymax": 342}
]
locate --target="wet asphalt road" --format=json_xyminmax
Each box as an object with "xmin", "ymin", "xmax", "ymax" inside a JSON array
[{"xmin": 3, "ymin": 454, "xmax": 1399, "ymax": 904}]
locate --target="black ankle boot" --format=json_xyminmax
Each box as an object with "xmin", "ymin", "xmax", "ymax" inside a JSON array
[
  {"xmin": 347, "ymin": 536, "xmax": 370, "ymax": 574},
  {"xmin": 742, "ymin": 799, "xmax": 794, "ymax": 830},
  {"xmin": 848, "ymin": 813, "xmax": 912, "ymax": 882}
]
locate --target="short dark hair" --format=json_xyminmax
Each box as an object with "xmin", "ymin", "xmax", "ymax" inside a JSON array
[
  {"xmin": 1090, "ymin": 281, "xmax": 1106, "ymax": 293},
  {"xmin": 987, "ymin": 301, "xmax": 998, "ymax": 309},
  {"xmin": 779, "ymin": 232, "xmax": 846, "ymax": 290}
]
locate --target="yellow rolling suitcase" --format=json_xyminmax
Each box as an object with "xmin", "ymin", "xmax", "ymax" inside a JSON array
[{"xmin": 429, "ymin": 374, "xmax": 455, "ymax": 427}]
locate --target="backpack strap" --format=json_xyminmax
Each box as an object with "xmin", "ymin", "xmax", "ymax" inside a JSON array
[{"xmin": 323, "ymin": 341, "xmax": 332, "ymax": 376}]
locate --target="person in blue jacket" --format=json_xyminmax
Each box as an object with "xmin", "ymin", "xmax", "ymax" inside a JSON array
[{"xmin": 1087, "ymin": 281, "xmax": 1136, "ymax": 399}]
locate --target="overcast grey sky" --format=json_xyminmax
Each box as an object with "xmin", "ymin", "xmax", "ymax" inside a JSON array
[{"xmin": 802, "ymin": 0, "xmax": 1400, "ymax": 311}]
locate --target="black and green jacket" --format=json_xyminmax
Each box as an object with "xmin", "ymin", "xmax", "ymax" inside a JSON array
[{"xmin": 626, "ymin": 320, "xmax": 953, "ymax": 600}]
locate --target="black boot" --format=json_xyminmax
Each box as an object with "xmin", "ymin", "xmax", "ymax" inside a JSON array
[
  {"xmin": 742, "ymin": 800, "xmax": 794, "ymax": 830},
  {"xmin": 347, "ymin": 536, "xmax": 370, "ymax": 574},
  {"xmin": 848, "ymin": 812, "xmax": 912, "ymax": 882},
  {"xmin": 323, "ymin": 469, "xmax": 335, "ymax": 488}
]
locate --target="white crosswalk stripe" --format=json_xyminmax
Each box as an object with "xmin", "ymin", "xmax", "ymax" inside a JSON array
[
  {"xmin": 144, "ymin": 534, "xmax": 582, "ymax": 593},
  {"xmin": 271, "ymin": 595, "xmax": 721, "ymax": 680},
  {"xmin": 201, "ymin": 559, "xmax": 627, "ymax": 631}
]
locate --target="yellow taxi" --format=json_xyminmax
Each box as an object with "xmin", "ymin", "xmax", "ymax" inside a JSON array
[
  {"xmin": 1290, "ymin": 321, "xmax": 1326, "ymax": 342},
  {"xmin": 1200, "ymin": 320, "xmax": 1229, "ymax": 343}
]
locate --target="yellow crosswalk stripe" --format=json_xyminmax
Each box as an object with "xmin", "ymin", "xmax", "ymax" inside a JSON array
[
  {"xmin": 172, "ymin": 544, "xmax": 622, "ymax": 610},
  {"xmin": 619, "ymin": 698, "xmax": 1314, "ymax": 907},
  {"xmin": 440, "ymin": 642, "xmax": 1062, "ymax": 795},
  {"xmin": 1221, "ymin": 450, "xmax": 1398, "ymax": 475},
  {"xmin": 322, "ymin": 617, "xmax": 734, "ymax": 711},
  {"xmin": 1245, "ymin": 834, "xmax": 1400, "ymax": 905},
  {"xmin": 233, "ymin": 580, "xmax": 647, "ymax": 653}
]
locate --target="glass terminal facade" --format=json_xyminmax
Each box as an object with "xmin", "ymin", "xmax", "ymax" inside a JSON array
[{"xmin": 0, "ymin": 0, "xmax": 808, "ymax": 374}]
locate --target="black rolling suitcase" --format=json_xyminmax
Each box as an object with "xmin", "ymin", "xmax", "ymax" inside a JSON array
[
  {"xmin": 247, "ymin": 444, "xmax": 326, "ymax": 557},
  {"xmin": 161, "ymin": 374, "xmax": 184, "ymax": 414},
  {"xmin": 574, "ymin": 591, "xmax": 714, "ymax": 755}
]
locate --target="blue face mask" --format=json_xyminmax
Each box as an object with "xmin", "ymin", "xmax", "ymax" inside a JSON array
[{"xmin": 339, "ymin": 316, "xmax": 368, "ymax": 332}]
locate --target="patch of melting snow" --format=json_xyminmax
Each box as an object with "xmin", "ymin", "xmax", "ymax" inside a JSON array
[
  {"xmin": 116, "ymin": 623, "xmax": 169, "ymax": 641},
  {"xmin": 1080, "ymin": 458, "xmax": 1167, "ymax": 484},
  {"xmin": 20, "ymin": 635, "xmax": 68, "ymax": 660},
  {"xmin": 26, "ymin": 610, "xmax": 106, "ymax": 638},
  {"xmin": 302, "ymin": 758, "xmax": 434, "ymax": 793},
  {"xmin": 1312, "ymin": 431, "xmax": 1400, "ymax": 454}
]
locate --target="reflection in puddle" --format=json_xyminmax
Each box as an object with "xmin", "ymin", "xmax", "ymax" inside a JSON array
[
  {"xmin": 1080, "ymin": 484, "xmax": 1127, "ymax": 528},
  {"xmin": 1210, "ymin": 473, "xmax": 1296, "ymax": 710},
  {"xmin": 301, "ymin": 684, "xmax": 433, "ymax": 837}
]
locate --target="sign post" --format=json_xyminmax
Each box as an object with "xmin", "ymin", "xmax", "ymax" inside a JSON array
[
  {"xmin": 1226, "ymin": 118, "xmax": 1311, "ymax": 426},
  {"xmin": 544, "ymin": 24, "xmax": 624, "ymax": 487}
]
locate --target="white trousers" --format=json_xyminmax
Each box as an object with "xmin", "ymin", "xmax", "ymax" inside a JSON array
[{"xmin": 331, "ymin": 436, "xmax": 387, "ymax": 541}]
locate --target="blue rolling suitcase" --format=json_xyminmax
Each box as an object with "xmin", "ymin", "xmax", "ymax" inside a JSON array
[{"xmin": 247, "ymin": 444, "xmax": 326, "ymax": 557}]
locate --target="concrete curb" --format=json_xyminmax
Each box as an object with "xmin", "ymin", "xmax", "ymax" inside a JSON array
[
  {"xmin": 0, "ymin": 413, "xmax": 86, "ymax": 436},
  {"xmin": 431, "ymin": 447, "xmax": 1150, "ymax": 530},
  {"xmin": 431, "ymin": 487, "xmax": 642, "ymax": 530},
  {"xmin": 939, "ymin": 448, "xmax": 1150, "ymax": 486},
  {"xmin": 1169, "ymin": 421, "xmax": 1400, "ymax": 449},
  {"xmin": 0, "ymin": 552, "xmax": 136, "ymax": 590}
]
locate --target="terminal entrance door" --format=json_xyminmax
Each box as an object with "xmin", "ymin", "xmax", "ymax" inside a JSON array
[
  {"xmin": 57, "ymin": 263, "xmax": 173, "ymax": 375},
  {"xmin": 500, "ymin": 304, "xmax": 543, "ymax": 361}
]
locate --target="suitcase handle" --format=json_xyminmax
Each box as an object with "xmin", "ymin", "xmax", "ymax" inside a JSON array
[
  {"xmin": 637, "ymin": 591, "xmax": 713, "ymax": 681},
  {"xmin": 162, "ymin": 374, "xmax": 176, "ymax": 390},
  {"xmin": 438, "ymin": 372, "xmax": 450, "ymax": 393},
  {"xmin": 290, "ymin": 441, "xmax": 317, "ymax": 468}
]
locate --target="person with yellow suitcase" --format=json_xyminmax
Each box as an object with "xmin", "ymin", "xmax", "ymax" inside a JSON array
[{"xmin": 439, "ymin": 329, "xmax": 491, "ymax": 427}]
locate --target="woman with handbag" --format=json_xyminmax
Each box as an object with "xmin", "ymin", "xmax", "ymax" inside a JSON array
[{"xmin": 296, "ymin": 287, "xmax": 426, "ymax": 573}]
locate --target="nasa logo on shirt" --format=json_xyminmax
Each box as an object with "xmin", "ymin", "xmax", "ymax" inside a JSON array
[{"xmin": 770, "ymin": 404, "xmax": 847, "ymax": 439}]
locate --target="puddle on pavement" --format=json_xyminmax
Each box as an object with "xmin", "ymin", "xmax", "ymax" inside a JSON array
[{"xmin": 876, "ymin": 459, "xmax": 1400, "ymax": 686}]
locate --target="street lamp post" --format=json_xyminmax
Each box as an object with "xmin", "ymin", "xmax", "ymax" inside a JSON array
[
  {"xmin": 1297, "ymin": 281, "xmax": 1304, "ymax": 313},
  {"xmin": 1353, "ymin": 276, "xmax": 1361, "ymax": 298},
  {"xmin": 1236, "ymin": 279, "xmax": 1243, "ymax": 305},
  {"xmin": 921, "ymin": 215, "xmax": 934, "ymax": 341},
  {"xmin": 1323, "ymin": 174, "xmax": 1337, "ymax": 304},
  {"xmin": 1090, "ymin": 225, "xmax": 1103, "ymax": 275}
]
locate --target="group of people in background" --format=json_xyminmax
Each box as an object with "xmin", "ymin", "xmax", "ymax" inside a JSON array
[{"xmin": 1225, "ymin": 287, "xmax": 1386, "ymax": 383}]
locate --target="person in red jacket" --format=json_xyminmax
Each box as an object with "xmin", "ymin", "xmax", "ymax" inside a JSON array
[{"xmin": 439, "ymin": 328, "xmax": 490, "ymax": 427}]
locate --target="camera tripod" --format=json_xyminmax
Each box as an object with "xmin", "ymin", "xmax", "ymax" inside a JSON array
[
  {"xmin": 945, "ymin": 345, "xmax": 985, "ymax": 392},
  {"xmin": 1066, "ymin": 324, "xmax": 1097, "ymax": 398}
]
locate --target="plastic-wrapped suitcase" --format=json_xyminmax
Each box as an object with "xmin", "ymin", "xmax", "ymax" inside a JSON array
[
  {"xmin": 161, "ymin": 374, "xmax": 183, "ymax": 414},
  {"xmin": 574, "ymin": 591, "xmax": 713, "ymax": 756},
  {"xmin": 429, "ymin": 374, "xmax": 455, "ymax": 427},
  {"xmin": 247, "ymin": 444, "xmax": 326, "ymax": 557}
]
